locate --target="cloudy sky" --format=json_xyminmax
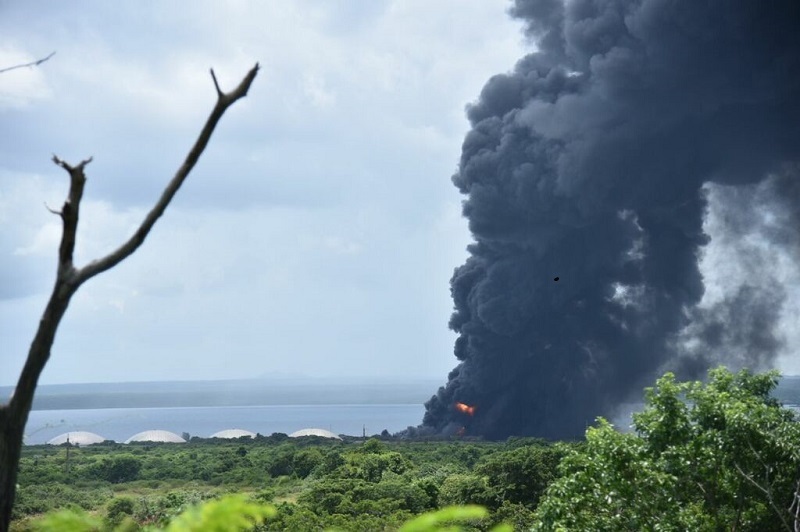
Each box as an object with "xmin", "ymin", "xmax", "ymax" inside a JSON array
[{"xmin": 0, "ymin": 1, "xmax": 531, "ymax": 385}]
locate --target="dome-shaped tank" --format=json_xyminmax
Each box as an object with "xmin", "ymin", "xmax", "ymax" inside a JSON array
[
  {"xmin": 288, "ymin": 428, "xmax": 341, "ymax": 440},
  {"xmin": 47, "ymin": 431, "xmax": 107, "ymax": 446},
  {"xmin": 124, "ymin": 430, "xmax": 185, "ymax": 443},
  {"xmin": 209, "ymin": 429, "xmax": 256, "ymax": 439}
]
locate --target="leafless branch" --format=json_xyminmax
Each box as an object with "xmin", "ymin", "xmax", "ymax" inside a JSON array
[
  {"xmin": 0, "ymin": 63, "xmax": 259, "ymax": 530},
  {"xmin": 210, "ymin": 68, "xmax": 223, "ymax": 98},
  {"xmin": 0, "ymin": 51, "xmax": 56, "ymax": 75},
  {"xmin": 74, "ymin": 63, "xmax": 259, "ymax": 284},
  {"xmin": 43, "ymin": 202, "xmax": 61, "ymax": 216},
  {"xmin": 49, "ymin": 156, "xmax": 93, "ymax": 281}
]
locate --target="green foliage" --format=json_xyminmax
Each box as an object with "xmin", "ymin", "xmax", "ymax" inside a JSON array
[
  {"xmin": 27, "ymin": 495, "xmax": 275, "ymax": 532},
  {"xmin": 490, "ymin": 500, "xmax": 536, "ymax": 531},
  {"xmin": 31, "ymin": 507, "xmax": 104, "ymax": 532},
  {"xmin": 265, "ymin": 448, "xmax": 294, "ymax": 477},
  {"xmin": 164, "ymin": 494, "xmax": 275, "ymax": 531},
  {"xmin": 27, "ymin": 500, "xmax": 515, "ymax": 532},
  {"xmin": 316, "ymin": 448, "xmax": 346, "ymax": 476},
  {"xmin": 105, "ymin": 496, "xmax": 135, "ymax": 525},
  {"xmin": 437, "ymin": 474, "xmax": 496, "ymax": 508},
  {"xmin": 398, "ymin": 505, "xmax": 513, "ymax": 532},
  {"xmin": 13, "ymin": 483, "xmax": 112, "ymax": 519},
  {"xmin": 136, "ymin": 490, "xmax": 210, "ymax": 526},
  {"xmin": 399, "ymin": 505, "xmax": 487, "ymax": 531},
  {"xmin": 89, "ymin": 455, "xmax": 142, "ymax": 483},
  {"xmin": 475, "ymin": 442, "xmax": 566, "ymax": 508},
  {"xmin": 291, "ymin": 448, "xmax": 323, "ymax": 478},
  {"xmin": 260, "ymin": 502, "xmax": 324, "ymax": 531},
  {"xmin": 15, "ymin": 434, "xmax": 557, "ymax": 530},
  {"xmin": 299, "ymin": 477, "xmax": 430, "ymax": 517},
  {"xmin": 17, "ymin": 369, "xmax": 800, "ymax": 531},
  {"xmin": 532, "ymin": 367, "xmax": 800, "ymax": 531},
  {"xmin": 361, "ymin": 438, "xmax": 388, "ymax": 454},
  {"xmin": 349, "ymin": 450, "xmax": 410, "ymax": 482}
]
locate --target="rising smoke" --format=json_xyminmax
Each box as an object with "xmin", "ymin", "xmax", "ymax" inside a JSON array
[{"xmin": 421, "ymin": 0, "xmax": 800, "ymax": 440}]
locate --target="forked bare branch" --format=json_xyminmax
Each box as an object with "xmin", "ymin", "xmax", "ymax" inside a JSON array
[
  {"xmin": 74, "ymin": 63, "xmax": 259, "ymax": 284},
  {"xmin": 0, "ymin": 62, "xmax": 259, "ymax": 531},
  {"xmin": 0, "ymin": 51, "xmax": 56, "ymax": 74}
]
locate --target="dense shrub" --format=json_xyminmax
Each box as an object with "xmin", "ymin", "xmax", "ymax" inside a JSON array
[
  {"xmin": 88, "ymin": 455, "xmax": 142, "ymax": 483},
  {"xmin": 105, "ymin": 495, "xmax": 135, "ymax": 525},
  {"xmin": 475, "ymin": 442, "xmax": 566, "ymax": 508},
  {"xmin": 437, "ymin": 474, "xmax": 497, "ymax": 508},
  {"xmin": 13, "ymin": 483, "xmax": 111, "ymax": 519}
]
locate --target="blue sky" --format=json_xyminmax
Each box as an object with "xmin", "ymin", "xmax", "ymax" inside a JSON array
[{"xmin": 0, "ymin": 1, "xmax": 530, "ymax": 385}]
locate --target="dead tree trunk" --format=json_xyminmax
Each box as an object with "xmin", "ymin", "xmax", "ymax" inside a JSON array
[{"xmin": 0, "ymin": 64, "xmax": 258, "ymax": 531}]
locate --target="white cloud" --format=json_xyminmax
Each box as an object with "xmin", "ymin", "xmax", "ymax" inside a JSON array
[
  {"xmin": 0, "ymin": 1, "xmax": 526, "ymax": 385},
  {"xmin": 12, "ymin": 222, "xmax": 60, "ymax": 257}
]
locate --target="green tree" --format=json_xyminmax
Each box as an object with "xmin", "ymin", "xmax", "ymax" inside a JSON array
[
  {"xmin": 437, "ymin": 474, "xmax": 497, "ymax": 508},
  {"xmin": 532, "ymin": 367, "xmax": 800, "ymax": 531},
  {"xmin": 334, "ymin": 446, "xmax": 411, "ymax": 483},
  {"xmin": 292, "ymin": 448, "xmax": 324, "ymax": 479},
  {"xmin": 266, "ymin": 448, "xmax": 295, "ymax": 478},
  {"xmin": 475, "ymin": 443, "xmax": 565, "ymax": 509},
  {"xmin": 263, "ymin": 503, "xmax": 324, "ymax": 531},
  {"xmin": 91, "ymin": 455, "xmax": 141, "ymax": 484}
]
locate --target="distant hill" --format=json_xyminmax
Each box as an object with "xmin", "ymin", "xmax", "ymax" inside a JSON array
[{"xmin": 0, "ymin": 377, "xmax": 443, "ymax": 411}]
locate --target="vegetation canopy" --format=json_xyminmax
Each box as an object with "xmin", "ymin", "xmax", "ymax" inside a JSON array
[
  {"xmin": 532, "ymin": 367, "xmax": 800, "ymax": 531},
  {"xmin": 11, "ymin": 367, "xmax": 800, "ymax": 531}
]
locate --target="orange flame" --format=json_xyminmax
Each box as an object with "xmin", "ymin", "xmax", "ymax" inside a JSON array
[{"xmin": 455, "ymin": 402, "xmax": 476, "ymax": 416}]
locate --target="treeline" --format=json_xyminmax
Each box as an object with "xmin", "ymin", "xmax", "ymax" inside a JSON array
[
  {"xmin": 14, "ymin": 431, "xmax": 567, "ymax": 530},
  {"xmin": 12, "ymin": 367, "xmax": 800, "ymax": 531}
]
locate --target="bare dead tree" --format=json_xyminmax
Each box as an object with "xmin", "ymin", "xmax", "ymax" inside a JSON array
[
  {"xmin": 0, "ymin": 51, "xmax": 56, "ymax": 74},
  {"xmin": 0, "ymin": 63, "xmax": 259, "ymax": 531}
]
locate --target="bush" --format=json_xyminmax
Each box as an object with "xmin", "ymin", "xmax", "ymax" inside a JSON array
[
  {"xmin": 88, "ymin": 455, "xmax": 142, "ymax": 484},
  {"xmin": 13, "ymin": 484, "xmax": 111, "ymax": 519},
  {"xmin": 105, "ymin": 496, "xmax": 135, "ymax": 524}
]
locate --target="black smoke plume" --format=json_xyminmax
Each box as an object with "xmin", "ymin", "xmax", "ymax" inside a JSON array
[{"xmin": 422, "ymin": 0, "xmax": 800, "ymax": 440}]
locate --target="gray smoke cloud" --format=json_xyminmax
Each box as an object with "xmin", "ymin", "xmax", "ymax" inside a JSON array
[{"xmin": 421, "ymin": 0, "xmax": 800, "ymax": 439}]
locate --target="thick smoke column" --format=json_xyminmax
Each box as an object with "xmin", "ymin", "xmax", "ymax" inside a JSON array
[{"xmin": 422, "ymin": 0, "xmax": 800, "ymax": 440}]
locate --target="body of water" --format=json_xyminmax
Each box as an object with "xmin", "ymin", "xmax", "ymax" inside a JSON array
[{"xmin": 24, "ymin": 403, "xmax": 425, "ymax": 445}]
